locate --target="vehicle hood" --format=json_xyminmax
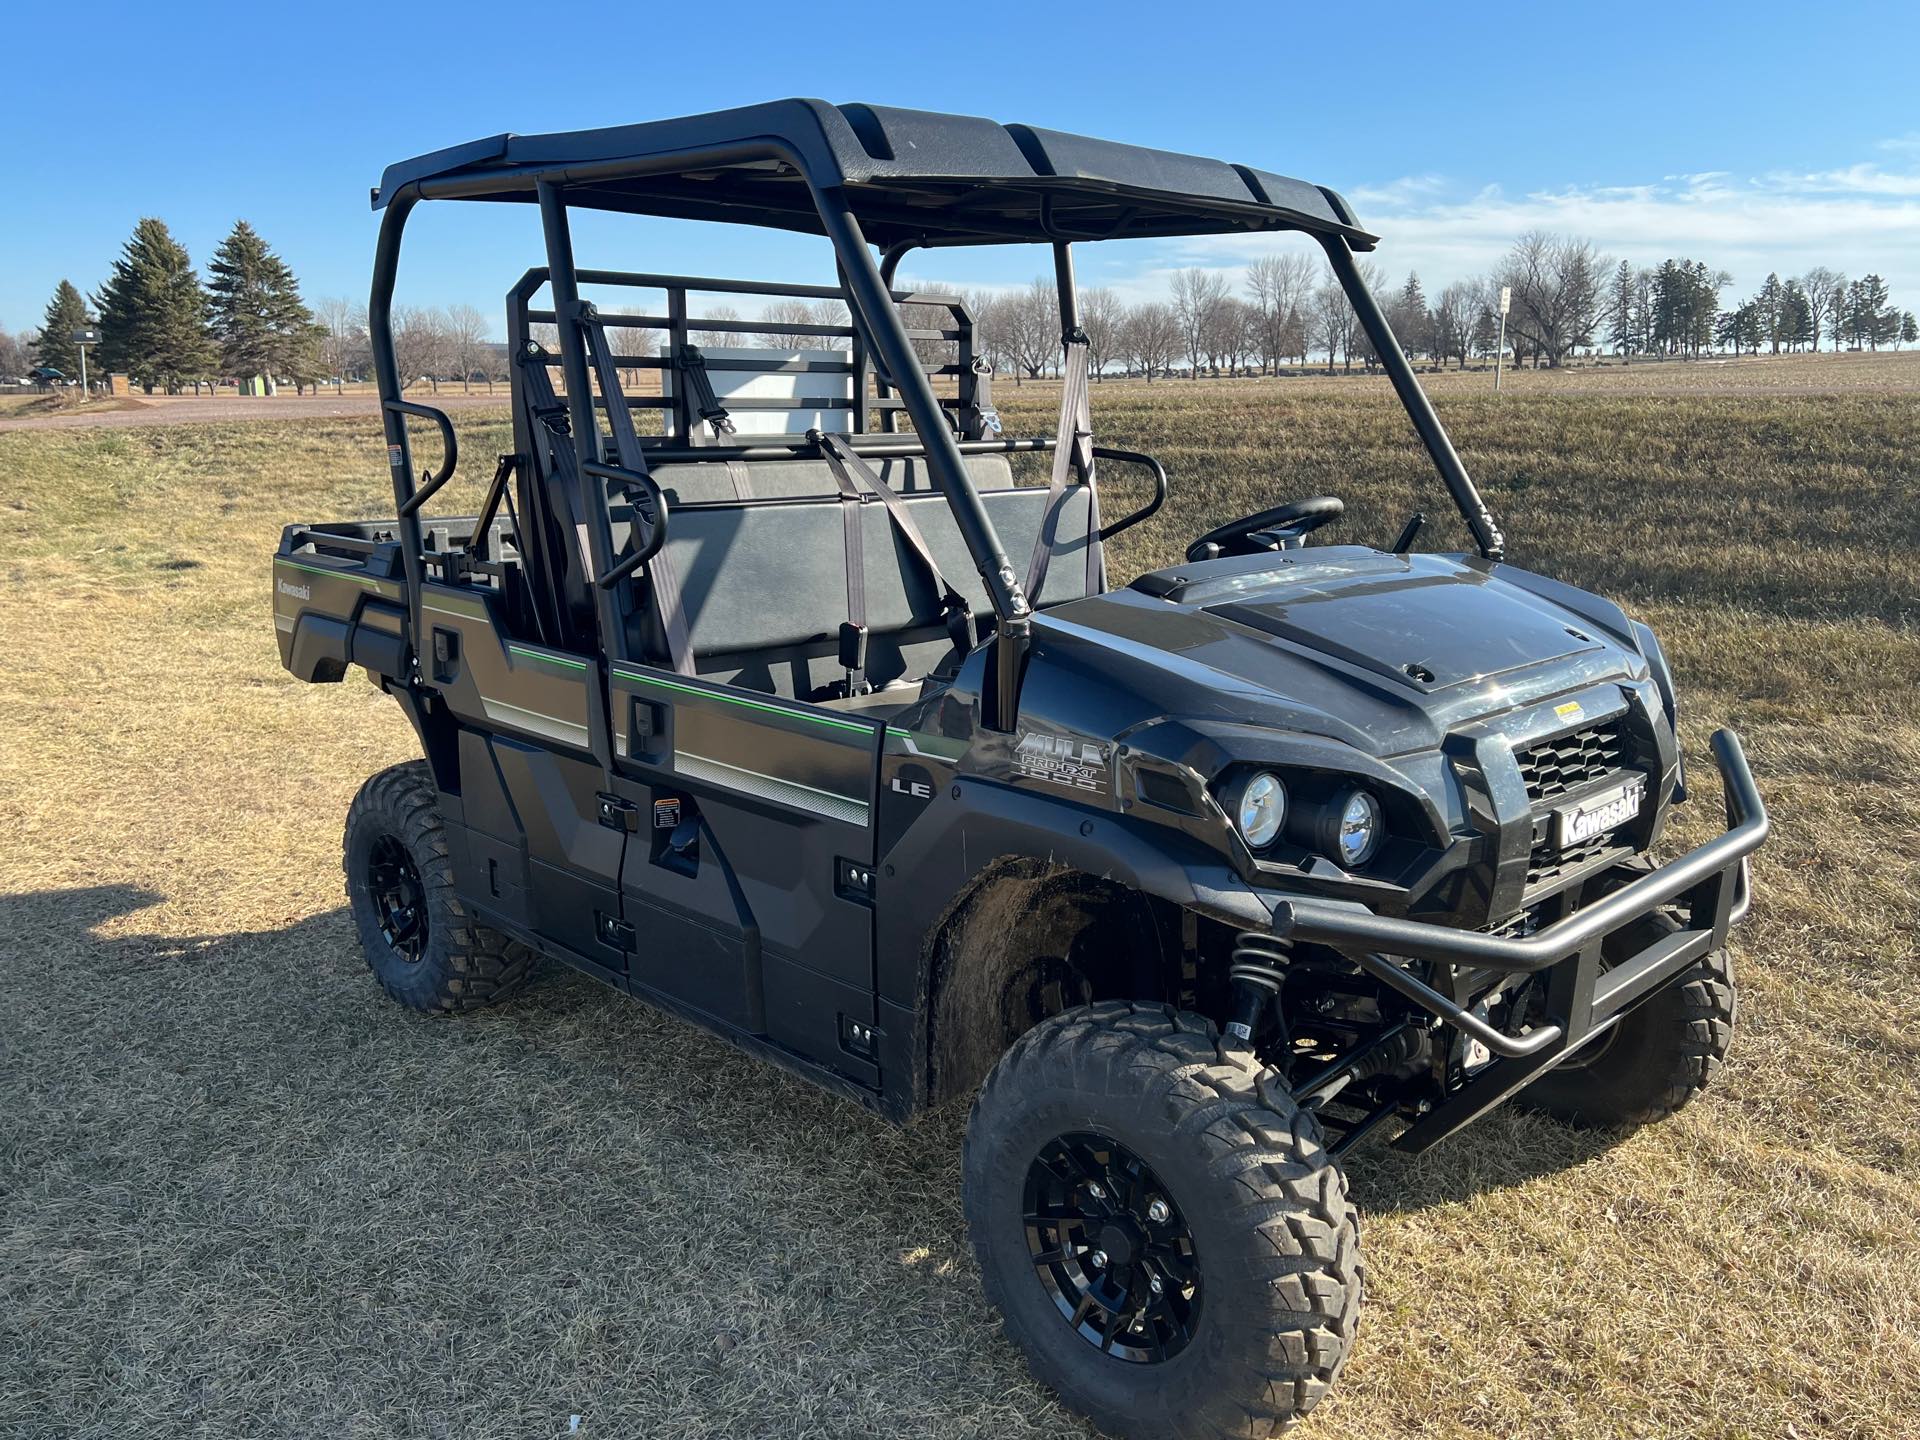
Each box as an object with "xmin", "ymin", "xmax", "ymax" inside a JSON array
[{"xmin": 1026, "ymin": 547, "xmax": 1651, "ymax": 758}]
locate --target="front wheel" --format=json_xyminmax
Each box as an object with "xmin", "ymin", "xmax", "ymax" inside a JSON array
[{"xmin": 963, "ymin": 1002, "xmax": 1362, "ymax": 1440}]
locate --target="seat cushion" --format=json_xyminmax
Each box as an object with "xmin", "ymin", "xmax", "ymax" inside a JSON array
[{"xmin": 617, "ymin": 484, "xmax": 1094, "ymax": 661}]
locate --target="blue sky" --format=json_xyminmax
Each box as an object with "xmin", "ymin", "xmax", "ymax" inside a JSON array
[{"xmin": 6, "ymin": 1, "xmax": 1920, "ymax": 335}]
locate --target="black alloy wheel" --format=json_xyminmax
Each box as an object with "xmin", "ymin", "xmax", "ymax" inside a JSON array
[
  {"xmin": 1024, "ymin": 1132, "xmax": 1200, "ymax": 1363},
  {"xmin": 366, "ymin": 833, "xmax": 429, "ymax": 961}
]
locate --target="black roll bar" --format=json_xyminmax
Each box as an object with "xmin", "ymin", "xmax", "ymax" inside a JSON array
[{"xmin": 1319, "ymin": 235, "xmax": 1506, "ymax": 560}]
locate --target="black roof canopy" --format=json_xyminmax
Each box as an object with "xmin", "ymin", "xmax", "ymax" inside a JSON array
[{"xmin": 373, "ymin": 99, "xmax": 1376, "ymax": 251}]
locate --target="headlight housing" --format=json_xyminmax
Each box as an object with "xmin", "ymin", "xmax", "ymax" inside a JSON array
[
  {"xmin": 1319, "ymin": 786, "xmax": 1381, "ymax": 868},
  {"xmin": 1223, "ymin": 770, "xmax": 1287, "ymax": 849}
]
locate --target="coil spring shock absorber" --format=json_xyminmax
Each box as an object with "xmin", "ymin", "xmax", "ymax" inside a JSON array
[{"xmin": 1224, "ymin": 931, "xmax": 1292, "ymax": 1048}]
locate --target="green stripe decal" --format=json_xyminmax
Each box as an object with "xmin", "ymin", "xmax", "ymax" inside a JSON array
[
  {"xmin": 276, "ymin": 558, "xmax": 386, "ymax": 590},
  {"xmin": 612, "ymin": 669, "xmax": 878, "ymax": 736},
  {"xmin": 508, "ymin": 645, "xmax": 590, "ymax": 672}
]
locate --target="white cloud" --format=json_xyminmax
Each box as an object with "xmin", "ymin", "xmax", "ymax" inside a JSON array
[{"xmin": 1159, "ymin": 144, "xmax": 1920, "ymax": 306}]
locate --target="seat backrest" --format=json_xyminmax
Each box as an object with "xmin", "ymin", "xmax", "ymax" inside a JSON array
[
  {"xmin": 617, "ymin": 484, "xmax": 1094, "ymax": 676},
  {"xmin": 648, "ymin": 452, "xmax": 1015, "ymax": 506}
]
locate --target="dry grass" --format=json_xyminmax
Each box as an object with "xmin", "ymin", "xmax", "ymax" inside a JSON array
[{"xmin": 2, "ymin": 352, "xmax": 1918, "ymax": 1439}]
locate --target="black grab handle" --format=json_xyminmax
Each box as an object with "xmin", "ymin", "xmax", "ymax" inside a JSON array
[
  {"xmin": 1091, "ymin": 446, "xmax": 1169, "ymax": 541},
  {"xmin": 583, "ymin": 460, "xmax": 670, "ymax": 588},
  {"xmin": 389, "ymin": 399, "xmax": 459, "ymax": 516}
]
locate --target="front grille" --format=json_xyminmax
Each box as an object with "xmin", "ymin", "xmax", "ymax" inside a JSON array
[
  {"xmin": 1526, "ymin": 833, "xmax": 1626, "ymax": 889},
  {"xmin": 1515, "ymin": 721, "xmax": 1629, "ymax": 802}
]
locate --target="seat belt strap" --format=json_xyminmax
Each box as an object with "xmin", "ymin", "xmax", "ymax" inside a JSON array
[
  {"xmin": 812, "ymin": 431, "xmax": 975, "ymax": 662},
  {"xmin": 1025, "ymin": 334, "xmax": 1099, "ymax": 607},
  {"xmin": 579, "ymin": 308, "xmax": 695, "ymax": 675},
  {"xmin": 677, "ymin": 343, "xmax": 736, "ymax": 439},
  {"xmin": 822, "ymin": 445, "xmax": 870, "ymax": 695}
]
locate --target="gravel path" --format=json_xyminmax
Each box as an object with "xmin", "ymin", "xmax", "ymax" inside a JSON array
[{"xmin": 0, "ymin": 391, "xmax": 507, "ymax": 433}]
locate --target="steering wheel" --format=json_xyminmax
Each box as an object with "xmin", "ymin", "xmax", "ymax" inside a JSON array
[{"xmin": 1186, "ymin": 496, "xmax": 1345, "ymax": 563}]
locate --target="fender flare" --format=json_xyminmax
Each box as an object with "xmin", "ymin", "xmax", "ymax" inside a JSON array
[{"xmin": 873, "ymin": 777, "xmax": 1271, "ymax": 1118}]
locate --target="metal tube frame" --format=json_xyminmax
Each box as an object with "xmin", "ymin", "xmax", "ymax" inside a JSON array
[
  {"xmin": 368, "ymin": 152, "xmax": 1512, "ymax": 729},
  {"xmin": 1318, "ymin": 234, "xmax": 1506, "ymax": 560}
]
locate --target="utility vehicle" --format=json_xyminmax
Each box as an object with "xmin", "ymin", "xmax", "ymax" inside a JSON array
[{"xmin": 273, "ymin": 101, "xmax": 1768, "ymax": 1439}]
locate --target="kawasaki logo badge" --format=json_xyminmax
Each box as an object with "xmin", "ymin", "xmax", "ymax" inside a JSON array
[
  {"xmin": 1013, "ymin": 730, "xmax": 1110, "ymax": 793},
  {"xmin": 277, "ymin": 579, "xmax": 311, "ymax": 601}
]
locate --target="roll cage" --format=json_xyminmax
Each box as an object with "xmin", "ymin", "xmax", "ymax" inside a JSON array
[{"xmin": 366, "ymin": 99, "xmax": 1506, "ymax": 730}]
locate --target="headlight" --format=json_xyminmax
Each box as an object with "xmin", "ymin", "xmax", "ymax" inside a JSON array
[
  {"xmin": 1225, "ymin": 770, "xmax": 1287, "ymax": 848},
  {"xmin": 1323, "ymin": 787, "xmax": 1381, "ymax": 867}
]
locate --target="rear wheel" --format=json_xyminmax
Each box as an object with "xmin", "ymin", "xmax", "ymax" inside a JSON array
[
  {"xmin": 343, "ymin": 761, "xmax": 536, "ymax": 1014},
  {"xmin": 963, "ymin": 1001, "xmax": 1361, "ymax": 1439}
]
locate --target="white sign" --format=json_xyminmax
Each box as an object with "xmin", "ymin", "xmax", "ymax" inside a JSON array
[{"xmin": 1498, "ymin": 286, "xmax": 1512, "ymax": 317}]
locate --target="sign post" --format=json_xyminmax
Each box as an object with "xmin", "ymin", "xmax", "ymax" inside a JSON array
[
  {"xmin": 1494, "ymin": 288, "xmax": 1510, "ymax": 393},
  {"xmin": 71, "ymin": 327, "xmax": 100, "ymax": 397}
]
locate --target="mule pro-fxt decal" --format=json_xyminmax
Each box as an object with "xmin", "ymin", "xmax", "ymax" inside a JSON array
[{"xmin": 1012, "ymin": 728, "xmax": 1111, "ymax": 794}]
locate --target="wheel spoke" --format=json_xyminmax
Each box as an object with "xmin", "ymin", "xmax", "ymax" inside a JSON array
[{"xmin": 1022, "ymin": 1130, "xmax": 1201, "ymax": 1367}]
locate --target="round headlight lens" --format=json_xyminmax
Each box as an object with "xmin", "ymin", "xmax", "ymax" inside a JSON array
[
  {"xmin": 1231, "ymin": 771, "xmax": 1287, "ymax": 849},
  {"xmin": 1333, "ymin": 788, "xmax": 1381, "ymax": 867}
]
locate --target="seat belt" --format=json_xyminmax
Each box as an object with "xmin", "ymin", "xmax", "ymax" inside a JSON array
[
  {"xmin": 821, "ymin": 445, "xmax": 870, "ymax": 696},
  {"xmin": 677, "ymin": 343, "xmax": 736, "ymax": 440},
  {"xmin": 577, "ymin": 309, "xmax": 695, "ymax": 676},
  {"xmin": 1024, "ymin": 331, "xmax": 1102, "ymax": 607},
  {"xmin": 811, "ymin": 430, "xmax": 976, "ymax": 668}
]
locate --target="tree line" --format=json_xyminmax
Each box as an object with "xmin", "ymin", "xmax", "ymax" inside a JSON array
[
  {"xmin": 951, "ymin": 233, "xmax": 1916, "ymax": 381},
  {"xmin": 8, "ymin": 218, "xmax": 336, "ymax": 394},
  {"xmin": 8, "ymin": 219, "xmax": 1913, "ymax": 392}
]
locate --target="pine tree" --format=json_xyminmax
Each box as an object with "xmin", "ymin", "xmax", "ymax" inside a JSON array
[
  {"xmin": 1780, "ymin": 281, "xmax": 1813, "ymax": 350},
  {"xmin": 1755, "ymin": 273, "xmax": 1784, "ymax": 353},
  {"xmin": 1901, "ymin": 311, "xmax": 1918, "ymax": 349},
  {"xmin": 1608, "ymin": 260, "xmax": 1638, "ymax": 356},
  {"xmin": 33, "ymin": 280, "xmax": 92, "ymax": 376},
  {"xmin": 94, "ymin": 218, "xmax": 216, "ymax": 393},
  {"xmin": 207, "ymin": 220, "xmax": 320, "ymax": 391},
  {"xmin": 1395, "ymin": 272, "xmax": 1432, "ymax": 359}
]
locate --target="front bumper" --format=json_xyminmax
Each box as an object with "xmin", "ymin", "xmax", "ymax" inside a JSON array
[{"xmin": 1272, "ymin": 729, "xmax": 1767, "ymax": 1152}]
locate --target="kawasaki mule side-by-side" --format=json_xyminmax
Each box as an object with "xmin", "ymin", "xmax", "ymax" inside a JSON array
[{"xmin": 271, "ymin": 101, "xmax": 1768, "ymax": 1438}]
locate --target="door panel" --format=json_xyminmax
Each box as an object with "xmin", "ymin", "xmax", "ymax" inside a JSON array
[{"xmin": 607, "ymin": 664, "xmax": 882, "ymax": 1071}]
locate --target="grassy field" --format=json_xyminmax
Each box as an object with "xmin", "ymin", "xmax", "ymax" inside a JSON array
[{"xmin": 2, "ymin": 352, "xmax": 1917, "ymax": 1439}]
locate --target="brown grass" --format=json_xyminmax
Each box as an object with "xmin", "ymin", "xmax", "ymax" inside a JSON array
[{"xmin": 2, "ymin": 355, "xmax": 1917, "ymax": 1439}]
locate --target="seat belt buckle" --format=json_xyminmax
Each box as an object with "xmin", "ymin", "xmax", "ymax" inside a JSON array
[{"xmin": 838, "ymin": 621, "xmax": 870, "ymax": 692}]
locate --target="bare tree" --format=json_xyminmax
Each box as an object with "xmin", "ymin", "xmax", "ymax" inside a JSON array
[
  {"xmin": 754, "ymin": 298, "xmax": 821, "ymax": 348},
  {"xmin": 1171, "ymin": 268, "xmax": 1230, "ymax": 377},
  {"xmin": 1799, "ymin": 267, "xmax": 1843, "ymax": 354},
  {"xmin": 1120, "ymin": 301, "xmax": 1180, "ymax": 381},
  {"xmin": 1493, "ymin": 231, "xmax": 1610, "ymax": 368},
  {"xmin": 390, "ymin": 306, "xmax": 450, "ymax": 392},
  {"xmin": 961, "ymin": 289, "xmax": 1010, "ymax": 376},
  {"xmin": 0, "ymin": 326, "xmax": 34, "ymax": 380},
  {"xmin": 1077, "ymin": 286, "xmax": 1122, "ymax": 381},
  {"xmin": 1245, "ymin": 252, "xmax": 1314, "ymax": 374},
  {"xmin": 1310, "ymin": 282, "xmax": 1356, "ymax": 374},
  {"xmin": 444, "ymin": 304, "xmax": 491, "ymax": 394},
  {"xmin": 692, "ymin": 304, "xmax": 741, "ymax": 348},
  {"xmin": 315, "ymin": 295, "xmax": 368, "ymax": 385},
  {"xmin": 1433, "ymin": 282, "xmax": 1479, "ymax": 368},
  {"xmin": 1006, "ymin": 277, "xmax": 1060, "ymax": 383}
]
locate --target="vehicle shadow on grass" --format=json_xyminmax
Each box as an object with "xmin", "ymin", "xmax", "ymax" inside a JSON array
[
  {"xmin": 4, "ymin": 881, "xmax": 1644, "ymax": 1434},
  {"xmin": 5, "ymin": 881, "xmax": 1620, "ymax": 1222}
]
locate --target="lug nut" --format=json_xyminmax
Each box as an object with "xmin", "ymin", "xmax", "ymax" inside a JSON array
[
  {"xmin": 1147, "ymin": 1198, "xmax": 1170, "ymax": 1224},
  {"xmin": 1149, "ymin": 1275, "xmax": 1163, "ymax": 1295},
  {"xmin": 1086, "ymin": 1181, "xmax": 1105, "ymax": 1200},
  {"xmin": 1090, "ymin": 1250, "xmax": 1108, "ymax": 1269}
]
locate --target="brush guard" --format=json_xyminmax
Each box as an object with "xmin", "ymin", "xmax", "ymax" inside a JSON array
[{"xmin": 1271, "ymin": 729, "xmax": 1768, "ymax": 1153}]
